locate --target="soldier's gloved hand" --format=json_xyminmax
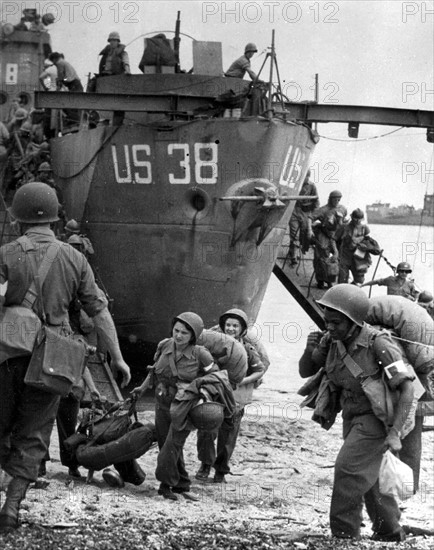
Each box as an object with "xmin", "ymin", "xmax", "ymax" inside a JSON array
[{"xmin": 385, "ymin": 427, "xmax": 402, "ymax": 452}]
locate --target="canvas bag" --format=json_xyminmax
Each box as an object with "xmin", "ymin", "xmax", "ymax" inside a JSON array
[
  {"xmin": 336, "ymin": 340, "xmax": 394, "ymax": 428},
  {"xmin": 23, "ymin": 240, "xmax": 88, "ymax": 396},
  {"xmin": 379, "ymin": 450, "xmax": 414, "ymax": 500},
  {"xmin": 0, "ymin": 237, "xmax": 43, "ymax": 364}
]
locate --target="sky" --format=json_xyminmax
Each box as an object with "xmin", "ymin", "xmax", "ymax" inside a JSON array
[{"xmin": 4, "ymin": 0, "xmax": 433, "ymax": 209}]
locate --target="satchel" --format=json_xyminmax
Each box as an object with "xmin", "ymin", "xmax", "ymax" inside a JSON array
[
  {"xmin": 24, "ymin": 325, "xmax": 88, "ymax": 396},
  {"xmin": 336, "ymin": 340, "xmax": 395, "ymax": 428}
]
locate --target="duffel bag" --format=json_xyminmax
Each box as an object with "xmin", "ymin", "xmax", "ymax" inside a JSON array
[
  {"xmin": 197, "ymin": 330, "xmax": 247, "ymax": 385},
  {"xmin": 76, "ymin": 423, "xmax": 157, "ymax": 471},
  {"xmin": 367, "ymin": 295, "xmax": 434, "ymax": 374}
]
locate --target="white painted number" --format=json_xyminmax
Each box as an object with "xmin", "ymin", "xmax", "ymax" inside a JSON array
[
  {"xmin": 111, "ymin": 142, "xmax": 218, "ymax": 185},
  {"xmin": 168, "ymin": 144, "xmax": 191, "ymax": 184},
  {"xmin": 195, "ymin": 143, "xmax": 218, "ymax": 184}
]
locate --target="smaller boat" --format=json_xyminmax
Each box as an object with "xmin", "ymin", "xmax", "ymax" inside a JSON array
[{"xmin": 366, "ymin": 194, "xmax": 434, "ymax": 226}]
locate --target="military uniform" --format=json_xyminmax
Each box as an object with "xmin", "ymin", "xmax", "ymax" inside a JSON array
[
  {"xmin": 311, "ymin": 325, "xmax": 414, "ymax": 539},
  {"xmin": 336, "ymin": 221, "xmax": 371, "ymax": 284},
  {"xmin": 312, "ymin": 203, "xmax": 347, "ymax": 287},
  {"xmin": 225, "ymin": 55, "xmax": 252, "ymax": 79},
  {"xmin": 374, "ymin": 276, "xmax": 418, "ymax": 301},
  {"xmin": 0, "ymin": 227, "xmax": 107, "ymax": 482},
  {"xmin": 153, "ymin": 338, "xmax": 215, "ymax": 491},
  {"xmin": 197, "ymin": 338, "xmax": 265, "ymax": 477},
  {"xmin": 288, "ymin": 179, "xmax": 319, "ymax": 263},
  {"xmin": 99, "ymin": 44, "xmax": 130, "ymax": 75}
]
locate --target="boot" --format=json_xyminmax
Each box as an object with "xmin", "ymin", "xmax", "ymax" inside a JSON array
[
  {"xmin": 195, "ymin": 463, "xmax": 211, "ymax": 481},
  {"xmin": 0, "ymin": 476, "xmax": 30, "ymax": 532}
]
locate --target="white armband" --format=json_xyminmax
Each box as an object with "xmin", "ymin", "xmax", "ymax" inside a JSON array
[{"xmin": 384, "ymin": 360, "xmax": 407, "ymax": 379}]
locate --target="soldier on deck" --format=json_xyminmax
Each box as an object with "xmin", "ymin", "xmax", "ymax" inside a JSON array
[
  {"xmin": 99, "ymin": 31, "xmax": 131, "ymax": 75},
  {"xmin": 225, "ymin": 43, "xmax": 259, "ymax": 80}
]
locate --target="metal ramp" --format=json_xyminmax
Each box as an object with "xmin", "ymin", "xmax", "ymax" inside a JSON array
[{"xmin": 274, "ymin": 235, "xmax": 326, "ymax": 330}]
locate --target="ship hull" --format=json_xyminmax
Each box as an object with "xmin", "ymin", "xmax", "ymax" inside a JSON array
[{"xmin": 52, "ymin": 117, "xmax": 316, "ymax": 347}]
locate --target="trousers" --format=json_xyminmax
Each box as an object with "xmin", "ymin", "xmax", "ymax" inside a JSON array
[
  {"xmin": 154, "ymin": 397, "xmax": 191, "ymax": 490},
  {"xmin": 197, "ymin": 408, "xmax": 244, "ymax": 474},
  {"xmin": 0, "ymin": 357, "xmax": 60, "ymax": 481},
  {"xmin": 330, "ymin": 414, "xmax": 402, "ymax": 538}
]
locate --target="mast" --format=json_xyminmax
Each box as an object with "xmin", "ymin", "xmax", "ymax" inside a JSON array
[
  {"xmin": 267, "ymin": 30, "xmax": 275, "ymax": 119},
  {"xmin": 174, "ymin": 11, "xmax": 181, "ymax": 73}
]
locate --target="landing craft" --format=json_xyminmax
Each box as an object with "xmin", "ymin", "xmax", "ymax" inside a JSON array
[{"xmin": 1, "ymin": 13, "xmax": 434, "ymax": 363}]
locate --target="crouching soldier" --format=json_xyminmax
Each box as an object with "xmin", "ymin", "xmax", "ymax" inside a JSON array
[{"xmin": 300, "ymin": 284, "xmax": 415, "ymax": 542}]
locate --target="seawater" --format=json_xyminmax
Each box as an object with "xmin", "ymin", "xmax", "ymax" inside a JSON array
[{"xmin": 255, "ymin": 223, "xmax": 434, "ymax": 397}]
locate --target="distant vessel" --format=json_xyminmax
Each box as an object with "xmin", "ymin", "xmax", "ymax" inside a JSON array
[{"xmin": 366, "ymin": 194, "xmax": 434, "ymax": 226}]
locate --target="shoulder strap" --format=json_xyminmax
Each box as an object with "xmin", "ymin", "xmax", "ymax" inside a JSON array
[
  {"xmin": 336, "ymin": 341, "xmax": 364, "ymax": 378},
  {"xmin": 17, "ymin": 236, "xmax": 65, "ymax": 319}
]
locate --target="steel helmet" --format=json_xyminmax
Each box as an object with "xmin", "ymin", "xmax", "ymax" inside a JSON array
[
  {"xmin": 419, "ymin": 290, "xmax": 433, "ymax": 304},
  {"xmin": 65, "ymin": 219, "xmax": 80, "ymax": 233},
  {"xmin": 396, "ymin": 261, "xmax": 412, "ymax": 273},
  {"xmin": 329, "ymin": 190, "xmax": 342, "ymax": 199},
  {"xmin": 317, "ymin": 284, "xmax": 369, "ymax": 327},
  {"xmin": 189, "ymin": 401, "xmax": 225, "ymax": 431},
  {"xmin": 108, "ymin": 31, "xmax": 120, "ymax": 42},
  {"xmin": 67, "ymin": 234, "xmax": 82, "ymax": 246},
  {"xmin": 38, "ymin": 161, "xmax": 52, "ymax": 172},
  {"xmin": 14, "ymin": 108, "xmax": 28, "ymax": 120},
  {"xmin": 8, "ymin": 182, "xmax": 59, "ymax": 223},
  {"xmin": 172, "ymin": 312, "xmax": 204, "ymax": 344},
  {"xmin": 351, "ymin": 208, "xmax": 364, "ymax": 219},
  {"xmin": 218, "ymin": 308, "xmax": 248, "ymax": 336},
  {"xmin": 244, "ymin": 42, "xmax": 258, "ymax": 53}
]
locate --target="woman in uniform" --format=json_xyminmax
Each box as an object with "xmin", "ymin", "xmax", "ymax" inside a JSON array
[{"xmin": 132, "ymin": 312, "xmax": 217, "ymax": 501}]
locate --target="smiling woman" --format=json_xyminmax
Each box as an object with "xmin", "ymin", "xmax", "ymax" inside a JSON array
[{"xmin": 131, "ymin": 311, "xmax": 220, "ymax": 501}]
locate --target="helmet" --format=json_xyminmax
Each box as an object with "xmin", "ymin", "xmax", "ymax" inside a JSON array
[
  {"xmin": 172, "ymin": 312, "xmax": 204, "ymax": 344},
  {"xmin": 244, "ymin": 42, "xmax": 258, "ymax": 53},
  {"xmin": 41, "ymin": 13, "xmax": 55, "ymax": 26},
  {"xmin": 419, "ymin": 290, "xmax": 433, "ymax": 304},
  {"xmin": 351, "ymin": 208, "xmax": 364, "ymax": 219},
  {"xmin": 108, "ymin": 31, "xmax": 120, "ymax": 42},
  {"xmin": 218, "ymin": 308, "xmax": 248, "ymax": 336},
  {"xmin": 189, "ymin": 401, "xmax": 225, "ymax": 431},
  {"xmin": 14, "ymin": 108, "xmax": 28, "ymax": 120},
  {"xmin": 67, "ymin": 234, "xmax": 82, "ymax": 246},
  {"xmin": 38, "ymin": 161, "xmax": 52, "ymax": 172},
  {"xmin": 396, "ymin": 261, "xmax": 412, "ymax": 273},
  {"xmin": 8, "ymin": 182, "xmax": 59, "ymax": 223},
  {"xmin": 317, "ymin": 284, "xmax": 369, "ymax": 326},
  {"xmin": 329, "ymin": 190, "xmax": 342, "ymax": 199},
  {"xmin": 65, "ymin": 219, "xmax": 80, "ymax": 233}
]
